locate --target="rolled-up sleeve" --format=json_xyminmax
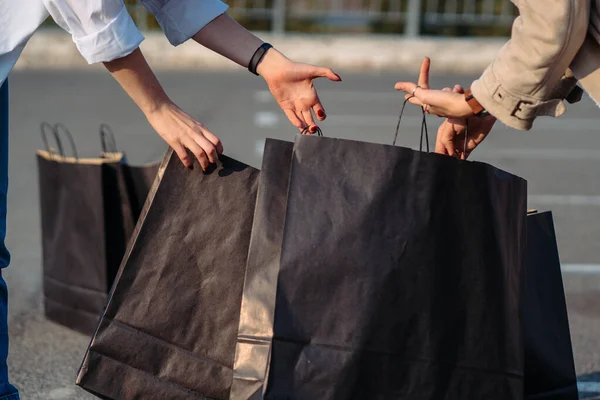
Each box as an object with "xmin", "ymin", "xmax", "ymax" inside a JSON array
[
  {"xmin": 141, "ymin": 0, "xmax": 229, "ymax": 46},
  {"xmin": 43, "ymin": 0, "xmax": 144, "ymax": 64}
]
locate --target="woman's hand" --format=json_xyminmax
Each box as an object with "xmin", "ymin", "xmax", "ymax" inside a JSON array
[
  {"xmin": 146, "ymin": 102, "xmax": 222, "ymax": 170},
  {"xmin": 192, "ymin": 14, "xmax": 342, "ymax": 133},
  {"xmin": 435, "ymin": 85, "xmax": 496, "ymax": 159},
  {"xmin": 258, "ymin": 49, "xmax": 342, "ymax": 133},
  {"xmin": 104, "ymin": 48, "xmax": 222, "ymax": 170},
  {"xmin": 394, "ymin": 57, "xmax": 473, "ymax": 119}
]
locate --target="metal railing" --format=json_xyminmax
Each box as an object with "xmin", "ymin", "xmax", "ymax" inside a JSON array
[{"xmin": 127, "ymin": 0, "xmax": 518, "ymax": 36}]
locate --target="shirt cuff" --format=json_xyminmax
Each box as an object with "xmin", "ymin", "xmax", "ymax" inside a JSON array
[
  {"xmin": 148, "ymin": 0, "xmax": 229, "ymax": 46},
  {"xmin": 74, "ymin": 6, "xmax": 144, "ymax": 64}
]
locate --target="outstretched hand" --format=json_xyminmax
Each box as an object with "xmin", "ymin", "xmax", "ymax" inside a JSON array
[
  {"xmin": 435, "ymin": 86, "xmax": 496, "ymax": 159},
  {"xmin": 258, "ymin": 50, "xmax": 342, "ymax": 133},
  {"xmin": 394, "ymin": 57, "xmax": 473, "ymax": 119}
]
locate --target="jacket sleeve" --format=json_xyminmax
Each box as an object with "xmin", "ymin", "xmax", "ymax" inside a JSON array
[
  {"xmin": 141, "ymin": 0, "xmax": 229, "ymax": 46},
  {"xmin": 470, "ymin": 0, "xmax": 589, "ymax": 130}
]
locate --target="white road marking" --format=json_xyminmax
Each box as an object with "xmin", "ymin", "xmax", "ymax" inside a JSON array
[
  {"xmin": 255, "ymin": 139, "xmax": 265, "ymax": 157},
  {"xmin": 562, "ymin": 264, "xmax": 600, "ymax": 274},
  {"xmin": 578, "ymin": 381, "xmax": 600, "ymax": 393},
  {"xmin": 253, "ymin": 90, "xmax": 274, "ymax": 103},
  {"xmin": 529, "ymin": 195, "xmax": 600, "ymax": 207},
  {"xmin": 476, "ymin": 148, "xmax": 600, "ymax": 160},
  {"xmin": 254, "ymin": 111, "xmax": 279, "ymax": 127},
  {"xmin": 254, "ymin": 90, "xmax": 402, "ymax": 103}
]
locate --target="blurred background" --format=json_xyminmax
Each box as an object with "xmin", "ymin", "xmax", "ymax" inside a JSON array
[
  {"xmin": 41, "ymin": 0, "xmax": 518, "ymax": 36},
  {"xmin": 7, "ymin": 0, "xmax": 600, "ymax": 399}
]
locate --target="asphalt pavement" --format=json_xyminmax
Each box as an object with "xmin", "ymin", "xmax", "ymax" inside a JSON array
[{"xmin": 4, "ymin": 70, "xmax": 600, "ymax": 399}]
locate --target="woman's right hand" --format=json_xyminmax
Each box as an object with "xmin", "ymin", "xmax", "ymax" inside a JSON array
[
  {"xmin": 103, "ymin": 48, "xmax": 223, "ymax": 171},
  {"xmin": 433, "ymin": 84, "xmax": 495, "ymax": 160},
  {"xmin": 145, "ymin": 102, "xmax": 223, "ymax": 171}
]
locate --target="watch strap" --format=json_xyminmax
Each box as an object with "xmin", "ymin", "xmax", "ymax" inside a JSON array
[{"xmin": 464, "ymin": 88, "xmax": 487, "ymax": 116}]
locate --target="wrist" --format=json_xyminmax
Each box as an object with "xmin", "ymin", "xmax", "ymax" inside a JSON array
[
  {"xmin": 458, "ymin": 99, "xmax": 475, "ymax": 118},
  {"xmin": 256, "ymin": 48, "xmax": 290, "ymax": 79},
  {"xmin": 143, "ymin": 97, "xmax": 174, "ymax": 119}
]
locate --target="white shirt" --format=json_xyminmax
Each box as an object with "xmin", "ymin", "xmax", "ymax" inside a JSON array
[{"xmin": 0, "ymin": 0, "xmax": 229, "ymax": 86}]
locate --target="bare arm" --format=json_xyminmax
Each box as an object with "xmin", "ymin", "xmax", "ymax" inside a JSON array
[
  {"xmin": 104, "ymin": 48, "xmax": 222, "ymax": 170},
  {"xmin": 192, "ymin": 13, "xmax": 263, "ymax": 68},
  {"xmin": 191, "ymin": 13, "xmax": 341, "ymax": 131}
]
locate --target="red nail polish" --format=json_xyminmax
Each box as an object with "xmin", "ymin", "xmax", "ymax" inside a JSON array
[{"xmin": 317, "ymin": 110, "xmax": 325, "ymax": 118}]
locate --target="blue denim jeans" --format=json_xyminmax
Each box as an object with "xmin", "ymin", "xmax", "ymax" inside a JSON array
[{"xmin": 0, "ymin": 81, "xmax": 20, "ymax": 399}]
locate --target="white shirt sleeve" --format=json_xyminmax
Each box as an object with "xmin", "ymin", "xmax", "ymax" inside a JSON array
[
  {"xmin": 141, "ymin": 0, "xmax": 229, "ymax": 46},
  {"xmin": 42, "ymin": 0, "xmax": 144, "ymax": 64}
]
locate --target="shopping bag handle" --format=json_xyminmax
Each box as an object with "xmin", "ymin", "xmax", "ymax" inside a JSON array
[
  {"xmin": 301, "ymin": 126, "xmax": 323, "ymax": 137},
  {"xmin": 53, "ymin": 123, "xmax": 79, "ymax": 160},
  {"xmin": 392, "ymin": 97, "xmax": 430, "ymax": 152},
  {"xmin": 40, "ymin": 122, "xmax": 62, "ymax": 156},
  {"xmin": 99, "ymin": 123, "xmax": 119, "ymax": 153}
]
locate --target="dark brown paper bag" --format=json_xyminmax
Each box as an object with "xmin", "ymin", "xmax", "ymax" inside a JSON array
[
  {"xmin": 38, "ymin": 150, "xmax": 132, "ymax": 335},
  {"xmin": 232, "ymin": 139, "xmax": 294, "ymax": 400},
  {"xmin": 38, "ymin": 123, "xmax": 159, "ymax": 335},
  {"xmin": 77, "ymin": 149, "xmax": 259, "ymax": 399},
  {"xmin": 234, "ymin": 135, "xmax": 528, "ymax": 400},
  {"xmin": 524, "ymin": 211, "xmax": 578, "ymax": 400}
]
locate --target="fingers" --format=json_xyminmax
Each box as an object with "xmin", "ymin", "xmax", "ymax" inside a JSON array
[
  {"xmin": 453, "ymin": 84, "xmax": 465, "ymax": 94},
  {"xmin": 182, "ymin": 137, "xmax": 210, "ymax": 171},
  {"xmin": 315, "ymin": 67, "xmax": 342, "ymax": 82},
  {"xmin": 284, "ymin": 107, "xmax": 320, "ymax": 134},
  {"xmin": 435, "ymin": 128, "xmax": 448, "ymax": 155},
  {"xmin": 283, "ymin": 109, "xmax": 307, "ymax": 131},
  {"xmin": 202, "ymin": 129, "xmax": 224, "ymax": 154},
  {"xmin": 435, "ymin": 120, "xmax": 456, "ymax": 156},
  {"xmin": 395, "ymin": 81, "xmax": 416, "ymax": 93},
  {"xmin": 301, "ymin": 109, "xmax": 317, "ymax": 130},
  {"xmin": 313, "ymin": 103, "xmax": 327, "ymax": 121},
  {"xmin": 190, "ymin": 131, "xmax": 219, "ymax": 165},
  {"xmin": 418, "ymin": 57, "xmax": 431, "ymax": 89},
  {"xmin": 172, "ymin": 142, "xmax": 193, "ymax": 169}
]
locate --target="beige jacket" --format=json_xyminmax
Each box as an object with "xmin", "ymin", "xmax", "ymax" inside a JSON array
[{"xmin": 470, "ymin": 0, "xmax": 600, "ymax": 130}]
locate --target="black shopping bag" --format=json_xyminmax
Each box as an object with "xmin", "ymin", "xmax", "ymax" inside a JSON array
[
  {"xmin": 99, "ymin": 124, "xmax": 160, "ymax": 235},
  {"xmin": 76, "ymin": 149, "xmax": 260, "ymax": 399},
  {"xmin": 233, "ymin": 134, "xmax": 528, "ymax": 400},
  {"xmin": 38, "ymin": 123, "xmax": 133, "ymax": 335},
  {"xmin": 232, "ymin": 139, "xmax": 294, "ymax": 400},
  {"xmin": 524, "ymin": 210, "xmax": 578, "ymax": 400}
]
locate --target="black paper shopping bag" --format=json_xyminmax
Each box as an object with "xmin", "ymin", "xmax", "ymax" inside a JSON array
[
  {"xmin": 99, "ymin": 124, "xmax": 160, "ymax": 238},
  {"xmin": 232, "ymin": 139, "xmax": 294, "ymax": 400},
  {"xmin": 524, "ymin": 210, "xmax": 578, "ymax": 400},
  {"xmin": 233, "ymin": 134, "xmax": 528, "ymax": 400},
  {"xmin": 38, "ymin": 123, "xmax": 133, "ymax": 335},
  {"xmin": 77, "ymin": 149, "xmax": 259, "ymax": 399}
]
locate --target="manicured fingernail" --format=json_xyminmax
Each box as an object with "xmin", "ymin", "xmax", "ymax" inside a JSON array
[
  {"xmin": 310, "ymin": 126, "xmax": 317, "ymax": 133},
  {"xmin": 454, "ymin": 85, "xmax": 461, "ymax": 91},
  {"xmin": 187, "ymin": 164, "xmax": 194, "ymax": 171},
  {"xmin": 317, "ymin": 110, "xmax": 325, "ymax": 118}
]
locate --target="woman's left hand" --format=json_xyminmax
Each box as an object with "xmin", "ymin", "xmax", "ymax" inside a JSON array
[
  {"xmin": 394, "ymin": 57, "xmax": 474, "ymax": 119},
  {"xmin": 258, "ymin": 49, "xmax": 342, "ymax": 133}
]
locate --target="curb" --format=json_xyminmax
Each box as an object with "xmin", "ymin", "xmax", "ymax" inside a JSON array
[{"xmin": 16, "ymin": 30, "xmax": 506, "ymax": 73}]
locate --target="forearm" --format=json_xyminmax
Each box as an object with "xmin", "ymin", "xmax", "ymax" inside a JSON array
[
  {"xmin": 192, "ymin": 13, "xmax": 264, "ymax": 68},
  {"xmin": 103, "ymin": 48, "xmax": 171, "ymax": 115}
]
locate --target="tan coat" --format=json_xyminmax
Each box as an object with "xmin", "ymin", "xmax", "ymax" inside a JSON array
[{"xmin": 470, "ymin": 0, "xmax": 600, "ymax": 130}]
